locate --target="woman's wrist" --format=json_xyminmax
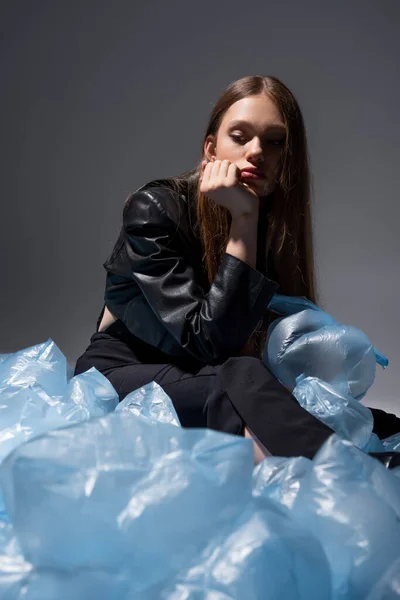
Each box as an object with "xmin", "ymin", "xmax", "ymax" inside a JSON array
[
  {"xmin": 226, "ymin": 213, "xmax": 258, "ymax": 268},
  {"xmin": 229, "ymin": 207, "xmax": 259, "ymax": 222}
]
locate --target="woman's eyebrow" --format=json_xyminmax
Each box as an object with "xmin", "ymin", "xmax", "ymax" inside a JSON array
[{"xmin": 228, "ymin": 119, "xmax": 287, "ymax": 133}]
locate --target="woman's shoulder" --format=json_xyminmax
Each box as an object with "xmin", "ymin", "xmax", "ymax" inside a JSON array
[{"xmin": 123, "ymin": 178, "xmax": 189, "ymax": 226}]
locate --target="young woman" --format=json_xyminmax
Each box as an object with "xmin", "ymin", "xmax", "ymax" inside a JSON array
[{"xmin": 74, "ymin": 75, "xmax": 400, "ymax": 464}]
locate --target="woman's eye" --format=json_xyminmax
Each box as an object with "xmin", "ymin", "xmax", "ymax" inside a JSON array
[
  {"xmin": 269, "ymin": 139, "xmax": 285, "ymax": 147},
  {"xmin": 231, "ymin": 134, "xmax": 285, "ymax": 147}
]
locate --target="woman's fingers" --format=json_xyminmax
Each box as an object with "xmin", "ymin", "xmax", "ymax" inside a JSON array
[
  {"xmin": 204, "ymin": 159, "xmax": 236, "ymax": 185},
  {"xmin": 200, "ymin": 160, "xmax": 211, "ymax": 185},
  {"xmin": 211, "ymin": 159, "xmax": 222, "ymax": 179},
  {"xmin": 227, "ymin": 161, "xmax": 240, "ymax": 186},
  {"xmin": 217, "ymin": 159, "xmax": 230, "ymax": 180},
  {"xmin": 199, "ymin": 158, "xmax": 258, "ymax": 217}
]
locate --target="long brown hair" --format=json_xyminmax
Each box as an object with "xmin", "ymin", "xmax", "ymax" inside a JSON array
[{"xmin": 162, "ymin": 75, "xmax": 318, "ymax": 357}]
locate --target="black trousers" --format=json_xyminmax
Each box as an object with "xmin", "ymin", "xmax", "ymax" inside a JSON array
[{"xmin": 74, "ymin": 321, "xmax": 400, "ymax": 459}]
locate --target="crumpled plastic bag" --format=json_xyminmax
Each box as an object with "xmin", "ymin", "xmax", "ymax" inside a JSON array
[
  {"xmin": 382, "ymin": 432, "xmax": 400, "ymax": 452},
  {"xmin": 291, "ymin": 435, "xmax": 400, "ymax": 600},
  {"xmin": 264, "ymin": 294, "xmax": 390, "ymax": 450},
  {"xmin": 365, "ymin": 556, "xmax": 400, "ymax": 599},
  {"xmin": 116, "ymin": 380, "xmax": 180, "ymax": 426},
  {"xmin": 265, "ymin": 294, "xmax": 388, "ymax": 398},
  {"xmin": 253, "ymin": 434, "xmax": 400, "ymax": 600},
  {"xmin": 293, "ymin": 376, "xmax": 375, "ymax": 449},
  {"xmin": 253, "ymin": 455, "xmax": 312, "ymax": 510},
  {"xmin": 0, "ymin": 415, "xmax": 252, "ymax": 587},
  {"xmin": 0, "ymin": 340, "xmax": 119, "ymax": 463},
  {"xmin": 0, "ymin": 399, "xmax": 331, "ymax": 599},
  {"xmin": 0, "ymin": 312, "xmax": 398, "ymax": 599}
]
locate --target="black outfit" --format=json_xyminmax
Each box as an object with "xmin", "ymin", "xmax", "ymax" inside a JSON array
[{"xmin": 74, "ymin": 178, "xmax": 400, "ymax": 458}]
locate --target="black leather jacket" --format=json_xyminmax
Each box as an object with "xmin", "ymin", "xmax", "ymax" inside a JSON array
[{"xmin": 98, "ymin": 178, "xmax": 279, "ymax": 365}]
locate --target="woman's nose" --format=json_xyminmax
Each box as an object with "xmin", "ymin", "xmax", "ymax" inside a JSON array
[
  {"xmin": 246, "ymin": 139, "xmax": 264, "ymax": 161},
  {"xmin": 246, "ymin": 150, "xmax": 264, "ymax": 166}
]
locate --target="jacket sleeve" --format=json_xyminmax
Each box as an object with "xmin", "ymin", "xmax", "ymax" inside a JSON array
[{"xmin": 110, "ymin": 187, "xmax": 278, "ymax": 363}]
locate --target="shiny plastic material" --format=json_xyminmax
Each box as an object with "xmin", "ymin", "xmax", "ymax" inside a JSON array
[
  {"xmin": 253, "ymin": 435, "xmax": 400, "ymax": 600},
  {"xmin": 0, "ymin": 412, "xmax": 334, "ymax": 600},
  {"xmin": 293, "ymin": 376, "xmax": 374, "ymax": 449},
  {"xmin": 290, "ymin": 435, "xmax": 400, "ymax": 600},
  {"xmin": 264, "ymin": 294, "xmax": 390, "ymax": 450},
  {"xmin": 267, "ymin": 294, "xmax": 388, "ymax": 369},
  {"xmin": 365, "ymin": 556, "xmax": 400, "ymax": 599},
  {"xmin": 253, "ymin": 455, "xmax": 312, "ymax": 509},
  {"xmin": 0, "ymin": 340, "xmax": 118, "ymax": 462},
  {"xmin": 116, "ymin": 380, "xmax": 180, "ymax": 426},
  {"xmin": 0, "ymin": 338, "xmax": 398, "ymax": 599},
  {"xmin": 382, "ymin": 432, "xmax": 400, "ymax": 452}
]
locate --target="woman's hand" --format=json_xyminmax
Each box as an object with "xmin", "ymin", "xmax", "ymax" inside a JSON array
[{"xmin": 200, "ymin": 159, "xmax": 259, "ymax": 219}]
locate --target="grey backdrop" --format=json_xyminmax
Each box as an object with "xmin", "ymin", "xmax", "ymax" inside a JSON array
[{"xmin": 1, "ymin": 0, "xmax": 399, "ymax": 416}]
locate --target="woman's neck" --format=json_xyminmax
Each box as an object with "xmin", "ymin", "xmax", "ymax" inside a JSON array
[{"xmin": 259, "ymin": 192, "xmax": 273, "ymax": 214}]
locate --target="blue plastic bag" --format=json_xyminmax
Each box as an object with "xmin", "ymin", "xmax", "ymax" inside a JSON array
[
  {"xmin": 0, "ymin": 408, "xmax": 331, "ymax": 599},
  {"xmin": 116, "ymin": 380, "xmax": 180, "ymax": 426},
  {"xmin": 293, "ymin": 376, "xmax": 374, "ymax": 449},
  {"xmin": 0, "ymin": 329, "xmax": 398, "ymax": 599},
  {"xmin": 290, "ymin": 435, "xmax": 400, "ymax": 600},
  {"xmin": 265, "ymin": 295, "xmax": 388, "ymax": 398},
  {"xmin": 264, "ymin": 294, "xmax": 390, "ymax": 450},
  {"xmin": 382, "ymin": 432, "xmax": 400, "ymax": 452},
  {"xmin": 365, "ymin": 556, "xmax": 400, "ymax": 599},
  {"xmin": 0, "ymin": 340, "xmax": 118, "ymax": 463},
  {"xmin": 267, "ymin": 294, "xmax": 388, "ymax": 369},
  {"xmin": 253, "ymin": 433, "xmax": 400, "ymax": 600}
]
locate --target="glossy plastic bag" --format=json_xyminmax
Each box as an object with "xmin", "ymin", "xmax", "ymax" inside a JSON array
[
  {"xmin": 253, "ymin": 434, "xmax": 400, "ymax": 600},
  {"xmin": 0, "ymin": 410, "xmax": 331, "ymax": 599},
  {"xmin": 265, "ymin": 294, "xmax": 388, "ymax": 398},
  {"xmin": 264, "ymin": 294, "xmax": 389, "ymax": 450},
  {"xmin": 116, "ymin": 380, "xmax": 180, "ymax": 426},
  {"xmin": 382, "ymin": 432, "xmax": 400, "ymax": 452},
  {"xmin": 0, "ymin": 334, "xmax": 398, "ymax": 599},
  {"xmin": 293, "ymin": 376, "xmax": 374, "ymax": 449},
  {"xmin": 0, "ymin": 340, "xmax": 118, "ymax": 463},
  {"xmin": 290, "ymin": 435, "xmax": 400, "ymax": 600}
]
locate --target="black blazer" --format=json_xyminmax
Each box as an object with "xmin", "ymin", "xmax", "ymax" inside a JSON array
[{"xmin": 99, "ymin": 178, "xmax": 279, "ymax": 365}]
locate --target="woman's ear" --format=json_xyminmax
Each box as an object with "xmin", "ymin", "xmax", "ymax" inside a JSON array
[{"xmin": 203, "ymin": 134, "xmax": 216, "ymax": 162}]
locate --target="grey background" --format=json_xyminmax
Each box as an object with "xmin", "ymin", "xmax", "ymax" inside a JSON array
[{"xmin": 1, "ymin": 1, "xmax": 399, "ymax": 415}]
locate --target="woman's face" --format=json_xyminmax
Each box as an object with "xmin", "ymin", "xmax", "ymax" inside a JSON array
[{"xmin": 204, "ymin": 94, "xmax": 286, "ymax": 197}]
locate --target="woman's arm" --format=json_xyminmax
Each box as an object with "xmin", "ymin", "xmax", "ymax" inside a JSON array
[
  {"xmin": 105, "ymin": 186, "xmax": 278, "ymax": 364},
  {"xmin": 225, "ymin": 213, "xmax": 261, "ymax": 358},
  {"xmin": 226, "ymin": 213, "xmax": 258, "ymax": 269}
]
